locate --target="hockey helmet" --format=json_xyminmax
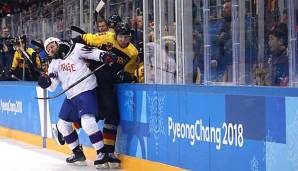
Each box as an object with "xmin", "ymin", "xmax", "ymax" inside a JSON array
[
  {"xmin": 107, "ymin": 14, "xmax": 122, "ymax": 28},
  {"xmin": 115, "ymin": 22, "xmax": 131, "ymax": 36},
  {"xmin": 44, "ymin": 37, "xmax": 61, "ymax": 54}
]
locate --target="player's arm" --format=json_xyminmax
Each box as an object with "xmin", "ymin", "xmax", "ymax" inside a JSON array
[
  {"xmin": 38, "ymin": 62, "xmax": 60, "ymax": 91},
  {"xmin": 78, "ymin": 44, "xmax": 117, "ymax": 64},
  {"xmin": 72, "ymin": 33, "xmax": 104, "ymax": 48}
]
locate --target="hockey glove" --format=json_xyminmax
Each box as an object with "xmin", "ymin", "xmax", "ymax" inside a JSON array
[
  {"xmin": 48, "ymin": 72, "xmax": 58, "ymax": 79},
  {"xmin": 100, "ymin": 51, "xmax": 117, "ymax": 65},
  {"xmin": 38, "ymin": 75, "xmax": 52, "ymax": 89}
]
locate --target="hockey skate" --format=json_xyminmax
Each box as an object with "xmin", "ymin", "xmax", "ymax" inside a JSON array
[
  {"xmin": 52, "ymin": 124, "xmax": 65, "ymax": 146},
  {"xmin": 107, "ymin": 153, "xmax": 121, "ymax": 169},
  {"xmin": 94, "ymin": 152, "xmax": 109, "ymax": 170},
  {"xmin": 66, "ymin": 146, "xmax": 87, "ymax": 166}
]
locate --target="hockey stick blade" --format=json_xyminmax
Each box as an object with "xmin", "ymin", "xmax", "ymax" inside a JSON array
[
  {"xmin": 31, "ymin": 40, "xmax": 45, "ymax": 50},
  {"xmin": 95, "ymin": 0, "xmax": 106, "ymax": 13},
  {"xmin": 70, "ymin": 26, "xmax": 87, "ymax": 34},
  {"xmin": 35, "ymin": 64, "xmax": 106, "ymax": 100}
]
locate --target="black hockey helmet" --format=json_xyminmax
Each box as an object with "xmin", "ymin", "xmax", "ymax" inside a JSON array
[
  {"xmin": 115, "ymin": 22, "xmax": 131, "ymax": 36},
  {"xmin": 107, "ymin": 14, "xmax": 122, "ymax": 28}
]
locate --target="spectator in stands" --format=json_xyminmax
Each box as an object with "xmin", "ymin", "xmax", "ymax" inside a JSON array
[
  {"xmin": 131, "ymin": 15, "xmax": 143, "ymax": 47},
  {"xmin": 97, "ymin": 18, "xmax": 108, "ymax": 33},
  {"xmin": 10, "ymin": 35, "xmax": 41, "ymax": 81},
  {"xmin": 131, "ymin": 15, "xmax": 144, "ymax": 83},
  {"xmin": 193, "ymin": 31, "xmax": 204, "ymax": 84},
  {"xmin": 0, "ymin": 26, "xmax": 14, "ymax": 79},
  {"xmin": 282, "ymin": 9, "xmax": 288, "ymax": 24},
  {"xmin": 212, "ymin": 0, "xmax": 232, "ymax": 82},
  {"xmin": 265, "ymin": 23, "xmax": 289, "ymax": 86},
  {"xmin": 219, "ymin": 0, "xmax": 232, "ymax": 81}
]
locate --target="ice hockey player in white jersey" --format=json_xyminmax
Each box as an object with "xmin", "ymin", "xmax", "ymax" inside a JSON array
[{"xmin": 38, "ymin": 37, "xmax": 116, "ymax": 169}]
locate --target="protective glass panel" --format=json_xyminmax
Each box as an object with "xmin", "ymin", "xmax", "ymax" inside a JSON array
[
  {"xmin": 159, "ymin": 0, "xmax": 176, "ymax": 84},
  {"xmin": 208, "ymin": 0, "xmax": 233, "ymax": 84},
  {"xmin": 12, "ymin": 14, "xmax": 20, "ymax": 36},
  {"xmin": 26, "ymin": 9, "xmax": 40, "ymax": 41},
  {"xmin": 291, "ymin": 1, "xmax": 298, "ymax": 86},
  {"xmin": 253, "ymin": 0, "xmax": 289, "ymax": 86},
  {"xmin": 190, "ymin": 0, "xmax": 204, "ymax": 84},
  {"xmin": 82, "ymin": 0, "xmax": 92, "ymax": 33},
  {"xmin": 238, "ymin": 0, "xmax": 258, "ymax": 85},
  {"xmin": 144, "ymin": 0, "xmax": 156, "ymax": 83},
  {"xmin": 64, "ymin": 0, "xmax": 80, "ymax": 39}
]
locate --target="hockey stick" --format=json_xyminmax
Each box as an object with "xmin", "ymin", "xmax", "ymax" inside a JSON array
[
  {"xmin": 35, "ymin": 63, "xmax": 106, "ymax": 100},
  {"xmin": 31, "ymin": 40, "xmax": 45, "ymax": 50},
  {"xmin": 70, "ymin": 26, "xmax": 87, "ymax": 34},
  {"xmin": 20, "ymin": 48, "xmax": 34, "ymax": 64},
  {"xmin": 11, "ymin": 74, "xmax": 21, "ymax": 81},
  {"xmin": 70, "ymin": 1, "xmax": 106, "ymax": 35},
  {"xmin": 95, "ymin": 0, "xmax": 106, "ymax": 13}
]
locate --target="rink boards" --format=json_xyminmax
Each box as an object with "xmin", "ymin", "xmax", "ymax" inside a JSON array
[{"xmin": 1, "ymin": 81, "xmax": 298, "ymax": 170}]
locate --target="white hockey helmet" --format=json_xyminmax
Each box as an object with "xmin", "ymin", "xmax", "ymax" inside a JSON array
[{"xmin": 44, "ymin": 37, "xmax": 61, "ymax": 54}]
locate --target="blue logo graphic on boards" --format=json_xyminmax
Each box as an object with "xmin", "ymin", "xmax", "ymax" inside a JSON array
[{"xmin": 147, "ymin": 92, "xmax": 166, "ymax": 153}]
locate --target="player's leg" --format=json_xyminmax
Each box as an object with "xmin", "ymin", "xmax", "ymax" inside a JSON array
[
  {"xmin": 81, "ymin": 114, "xmax": 108, "ymax": 169},
  {"xmin": 52, "ymin": 123, "xmax": 65, "ymax": 146},
  {"xmin": 57, "ymin": 99, "xmax": 86, "ymax": 165},
  {"xmin": 97, "ymin": 81, "xmax": 121, "ymax": 169},
  {"xmin": 74, "ymin": 89, "xmax": 108, "ymax": 169}
]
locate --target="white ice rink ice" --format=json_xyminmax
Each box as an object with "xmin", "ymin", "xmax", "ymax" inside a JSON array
[{"xmin": 0, "ymin": 136, "xmax": 124, "ymax": 171}]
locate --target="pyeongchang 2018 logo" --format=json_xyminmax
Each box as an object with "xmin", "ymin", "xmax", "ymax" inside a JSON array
[
  {"xmin": 0, "ymin": 99, "xmax": 23, "ymax": 115},
  {"xmin": 168, "ymin": 117, "xmax": 244, "ymax": 150}
]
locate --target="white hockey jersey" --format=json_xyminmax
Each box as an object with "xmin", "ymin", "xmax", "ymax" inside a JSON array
[{"xmin": 47, "ymin": 43, "xmax": 105, "ymax": 99}]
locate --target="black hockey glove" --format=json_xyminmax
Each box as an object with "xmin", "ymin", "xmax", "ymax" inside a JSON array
[
  {"xmin": 100, "ymin": 51, "xmax": 117, "ymax": 65},
  {"xmin": 38, "ymin": 75, "xmax": 52, "ymax": 89},
  {"xmin": 116, "ymin": 70, "xmax": 137, "ymax": 83}
]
